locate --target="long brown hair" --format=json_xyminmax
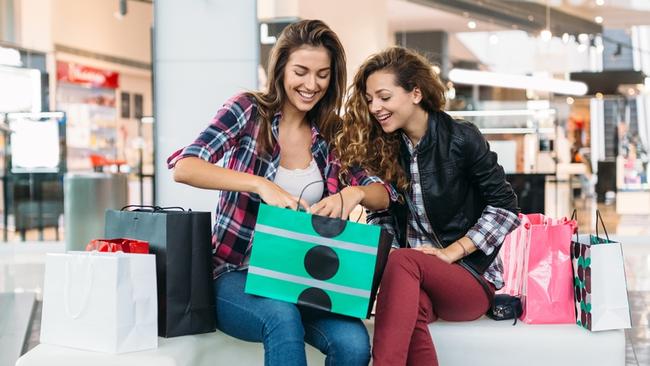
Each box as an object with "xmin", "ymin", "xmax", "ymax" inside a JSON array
[
  {"xmin": 335, "ymin": 47, "xmax": 446, "ymax": 190},
  {"xmin": 248, "ymin": 19, "xmax": 346, "ymax": 155}
]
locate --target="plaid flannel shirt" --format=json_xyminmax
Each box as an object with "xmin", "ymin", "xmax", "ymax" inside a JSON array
[
  {"xmin": 167, "ymin": 93, "xmax": 396, "ymax": 278},
  {"xmin": 403, "ymin": 134, "xmax": 520, "ymax": 289}
]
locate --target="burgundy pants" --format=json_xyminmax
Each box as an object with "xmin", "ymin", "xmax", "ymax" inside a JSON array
[{"xmin": 372, "ymin": 249, "xmax": 495, "ymax": 366}]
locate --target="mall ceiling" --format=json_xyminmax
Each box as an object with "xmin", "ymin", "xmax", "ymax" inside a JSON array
[{"xmin": 390, "ymin": 0, "xmax": 650, "ymax": 34}]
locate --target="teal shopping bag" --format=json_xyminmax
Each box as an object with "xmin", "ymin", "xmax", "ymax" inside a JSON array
[{"xmin": 245, "ymin": 203, "xmax": 392, "ymax": 318}]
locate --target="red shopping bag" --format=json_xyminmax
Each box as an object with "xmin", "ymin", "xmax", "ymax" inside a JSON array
[
  {"xmin": 85, "ymin": 238, "xmax": 150, "ymax": 254},
  {"xmin": 498, "ymin": 213, "xmax": 577, "ymax": 324}
]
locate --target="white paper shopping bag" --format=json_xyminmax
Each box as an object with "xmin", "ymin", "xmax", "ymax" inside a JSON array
[
  {"xmin": 40, "ymin": 251, "xmax": 158, "ymax": 353},
  {"xmin": 572, "ymin": 211, "xmax": 632, "ymax": 331}
]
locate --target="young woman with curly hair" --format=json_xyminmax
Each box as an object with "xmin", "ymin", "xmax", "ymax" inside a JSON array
[{"xmin": 336, "ymin": 47, "xmax": 520, "ymax": 366}]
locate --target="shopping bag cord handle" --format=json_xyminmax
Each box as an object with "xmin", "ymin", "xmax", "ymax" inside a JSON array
[
  {"xmin": 120, "ymin": 205, "xmax": 185, "ymax": 212},
  {"xmin": 64, "ymin": 254, "xmax": 96, "ymax": 320},
  {"xmin": 570, "ymin": 209, "xmax": 580, "ymax": 241},
  {"xmin": 595, "ymin": 209, "xmax": 610, "ymax": 241},
  {"xmin": 297, "ymin": 180, "xmax": 344, "ymax": 218}
]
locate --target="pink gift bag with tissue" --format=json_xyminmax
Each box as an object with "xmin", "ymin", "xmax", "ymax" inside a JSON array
[{"xmin": 498, "ymin": 213, "xmax": 577, "ymax": 324}]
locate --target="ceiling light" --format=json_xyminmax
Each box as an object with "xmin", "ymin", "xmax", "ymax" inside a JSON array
[
  {"xmin": 448, "ymin": 68, "xmax": 588, "ymax": 96},
  {"xmin": 562, "ymin": 33, "xmax": 570, "ymax": 43},
  {"xmin": 566, "ymin": 97, "xmax": 575, "ymax": 105},
  {"xmin": 447, "ymin": 110, "xmax": 547, "ymax": 117},
  {"xmin": 596, "ymin": 0, "xmax": 605, "ymax": 6},
  {"xmin": 595, "ymin": 92, "xmax": 604, "ymax": 99},
  {"xmin": 595, "ymin": 16, "xmax": 603, "ymax": 24},
  {"xmin": 540, "ymin": 29, "xmax": 553, "ymax": 42},
  {"xmin": 468, "ymin": 21, "xmax": 477, "ymax": 29}
]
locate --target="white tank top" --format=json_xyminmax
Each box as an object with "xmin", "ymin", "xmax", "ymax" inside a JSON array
[{"xmin": 273, "ymin": 159, "xmax": 324, "ymax": 207}]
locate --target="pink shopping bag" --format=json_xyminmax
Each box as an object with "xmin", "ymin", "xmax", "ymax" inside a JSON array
[
  {"xmin": 520, "ymin": 214, "xmax": 577, "ymax": 324},
  {"xmin": 497, "ymin": 214, "xmax": 531, "ymax": 296},
  {"xmin": 497, "ymin": 213, "xmax": 577, "ymax": 324}
]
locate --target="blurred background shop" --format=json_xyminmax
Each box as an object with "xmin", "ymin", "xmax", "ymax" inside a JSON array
[{"xmin": 1, "ymin": 0, "xmax": 650, "ymax": 365}]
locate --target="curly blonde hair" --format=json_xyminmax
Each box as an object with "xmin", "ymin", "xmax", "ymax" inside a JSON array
[{"xmin": 335, "ymin": 47, "xmax": 446, "ymax": 191}]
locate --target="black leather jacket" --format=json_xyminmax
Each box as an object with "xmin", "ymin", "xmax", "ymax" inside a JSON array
[{"xmin": 374, "ymin": 110, "xmax": 518, "ymax": 274}]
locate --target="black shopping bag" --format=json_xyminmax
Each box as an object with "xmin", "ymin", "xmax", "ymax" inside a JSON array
[{"xmin": 105, "ymin": 205, "xmax": 216, "ymax": 337}]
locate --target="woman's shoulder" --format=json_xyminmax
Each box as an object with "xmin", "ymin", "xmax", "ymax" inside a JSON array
[
  {"xmin": 438, "ymin": 112, "xmax": 483, "ymax": 143},
  {"xmin": 223, "ymin": 92, "xmax": 258, "ymax": 111}
]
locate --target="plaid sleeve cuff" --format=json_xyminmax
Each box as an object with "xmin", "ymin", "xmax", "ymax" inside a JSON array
[
  {"xmin": 466, "ymin": 205, "xmax": 520, "ymax": 255},
  {"xmin": 167, "ymin": 144, "xmax": 214, "ymax": 169},
  {"xmin": 367, "ymin": 210, "xmax": 400, "ymax": 248}
]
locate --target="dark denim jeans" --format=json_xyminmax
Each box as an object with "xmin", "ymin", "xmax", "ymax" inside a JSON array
[{"xmin": 214, "ymin": 270, "xmax": 371, "ymax": 366}]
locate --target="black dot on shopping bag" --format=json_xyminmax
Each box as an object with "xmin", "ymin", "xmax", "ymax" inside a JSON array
[
  {"xmin": 304, "ymin": 245, "xmax": 339, "ymax": 280},
  {"xmin": 311, "ymin": 215, "xmax": 347, "ymax": 238},
  {"xmin": 298, "ymin": 287, "xmax": 332, "ymax": 312}
]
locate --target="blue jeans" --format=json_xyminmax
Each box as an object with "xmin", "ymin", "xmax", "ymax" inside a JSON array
[{"xmin": 214, "ymin": 270, "xmax": 371, "ymax": 366}]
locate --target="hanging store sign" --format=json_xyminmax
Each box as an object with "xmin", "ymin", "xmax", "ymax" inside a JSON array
[{"xmin": 56, "ymin": 61, "xmax": 119, "ymax": 89}]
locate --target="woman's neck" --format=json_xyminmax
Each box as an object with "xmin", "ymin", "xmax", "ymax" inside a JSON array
[
  {"xmin": 281, "ymin": 102, "xmax": 308, "ymax": 129},
  {"xmin": 403, "ymin": 108, "xmax": 429, "ymax": 146}
]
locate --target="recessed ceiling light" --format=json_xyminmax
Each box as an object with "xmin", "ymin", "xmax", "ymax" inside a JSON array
[
  {"xmin": 596, "ymin": 0, "xmax": 605, "ymax": 6},
  {"xmin": 540, "ymin": 29, "xmax": 553, "ymax": 42},
  {"xmin": 595, "ymin": 16, "xmax": 603, "ymax": 24},
  {"xmin": 468, "ymin": 21, "xmax": 477, "ymax": 29}
]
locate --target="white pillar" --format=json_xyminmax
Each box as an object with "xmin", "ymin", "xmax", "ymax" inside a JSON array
[{"xmin": 154, "ymin": 0, "xmax": 258, "ymax": 211}]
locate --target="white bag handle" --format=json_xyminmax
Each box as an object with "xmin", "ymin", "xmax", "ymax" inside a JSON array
[{"xmin": 63, "ymin": 253, "xmax": 97, "ymax": 319}]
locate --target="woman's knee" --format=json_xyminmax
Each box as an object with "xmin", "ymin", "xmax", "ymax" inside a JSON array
[
  {"xmin": 260, "ymin": 301, "xmax": 304, "ymax": 339},
  {"xmin": 328, "ymin": 326, "xmax": 371, "ymax": 365}
]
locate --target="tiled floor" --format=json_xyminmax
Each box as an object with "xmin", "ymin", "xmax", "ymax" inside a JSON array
[{"xmin": 1, "ymin": 198, "xmax": 649, "ymax": 365}]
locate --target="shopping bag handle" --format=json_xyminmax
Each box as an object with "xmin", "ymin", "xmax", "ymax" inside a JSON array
[
  {"xmin": 595, "ymin": 209, "xmax": 610, "ymax": 241},
  {"xmin": 64, "ymin": 253, "xmax": 96, "ymax": 320},
  {"xmin": 297, "ymin": 180, "xmax": 345, "ymax": 219},
  {"xmin": 120, "ymin": 205, "xmax": 185, "ymax": 212},
  {"xmin": 570, "ymin": 209, "xmax": 580, "ymax": 241}
]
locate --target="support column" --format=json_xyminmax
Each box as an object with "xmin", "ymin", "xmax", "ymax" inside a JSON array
[{"xmin": 154, "ymin": 0, "xmax": 258, "ymax": 211}]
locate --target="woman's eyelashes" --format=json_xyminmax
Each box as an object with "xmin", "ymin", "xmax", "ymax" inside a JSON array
[
  {"xmin": 293, "ymin": 70, "xmax": 330, "ymax": 79},
  {"xmin": 365, "ymin": 96, "xmax": 391, "ymax": 104}
]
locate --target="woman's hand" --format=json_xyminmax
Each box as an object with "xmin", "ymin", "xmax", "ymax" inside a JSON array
[
  {"xmin": 255, "ymin": 177, "xmax": 309, "ymax": 211},
  {"xmin": 310, "ymin": 186, "xmax": 365, "ymax": 219},
  {"xmin": 412, "ymin": 246, "xmax": 455, "ymax": 264}
]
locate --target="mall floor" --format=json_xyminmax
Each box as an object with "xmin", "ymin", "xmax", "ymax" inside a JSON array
[{"xmin": 0, "ymin": 198, "xmax": 649, "ymax": 365}]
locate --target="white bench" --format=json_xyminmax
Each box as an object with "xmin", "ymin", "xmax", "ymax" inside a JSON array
[{"xmin": 17, "ymin": 318, "xmax": 625, "ymax": 366}]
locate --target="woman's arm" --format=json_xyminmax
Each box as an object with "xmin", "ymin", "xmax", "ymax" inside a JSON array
[
  {"xmin": 310, "ymin": 183, "xmax": 388, "ymax": 219},
  {"xmin": 351, "ymin": 183, "xmax": 390, "ymax": 211},
  {"xmin": 418, "ymin": 123, "xmax": 521, "ymax": 263},
  {"xmin": 174, "ymin": 157, "xmax": 308, "ymax": 210}
]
